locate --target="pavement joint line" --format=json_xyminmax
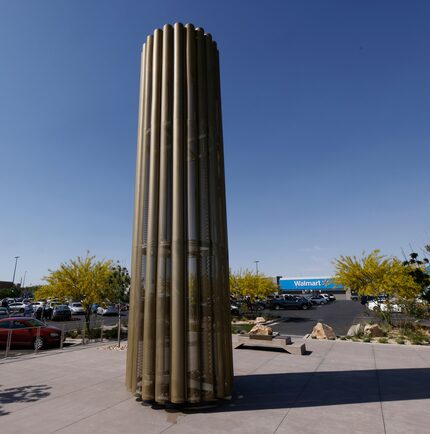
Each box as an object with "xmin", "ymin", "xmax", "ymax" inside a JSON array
[
  {"xmin": 47, "ymin": 396, "xmax": 133, "ymax": 434},
  {"xmin": 273, "ymin": 340, "xmax": 336, "ymax": 434},
  {"xmin": 249, "ymin": 351, "xmax": 280, "ymax": 375},
  {"xmin": 0, "ymin": 341, "xmax": 115, "ymax": 365},
  {"xmin": 372, "ymin": 344, "xmax": 387, "ymax": 434},
  {"xmin": 158, "ymin": 418, "xmax": 185, "ymax": 434}
]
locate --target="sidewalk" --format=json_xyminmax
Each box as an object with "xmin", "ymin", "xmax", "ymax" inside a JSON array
[{"xmin": 1, "ymin": 337, "xmax": 429, "ymax": 433}]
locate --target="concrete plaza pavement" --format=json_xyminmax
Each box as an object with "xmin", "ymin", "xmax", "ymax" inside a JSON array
[{"xmin": 1, "ymin": 337, "xmax": 430, "ymax": 434}]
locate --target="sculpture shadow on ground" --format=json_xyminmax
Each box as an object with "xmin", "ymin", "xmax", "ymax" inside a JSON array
[
  {"xmin": 181, "ymin": 368, "xmax": 430, "ymax": 413},
  {"xmin": 0, "ymin": 384, "xmax": 52, "ymax": 416}
]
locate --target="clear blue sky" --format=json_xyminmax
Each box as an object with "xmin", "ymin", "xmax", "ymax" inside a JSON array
[{"xmin": 1, "ymin": 0, "xmax": 429, "ymax": 285}]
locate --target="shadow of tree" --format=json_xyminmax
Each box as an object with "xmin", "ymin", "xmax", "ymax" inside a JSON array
[{"xmin": 0, "ymin": 384, "xmax": 51, "ymax": 416}]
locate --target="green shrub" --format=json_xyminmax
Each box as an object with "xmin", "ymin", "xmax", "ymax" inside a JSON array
[
  {"xmin": 363, "ymin": 336, "xmax": 371, "ymax": 343},
  {"xmin": 66, "ymin": 329, "xmax": 80, "ymax": 339},
  {"xmin": 396, "ymin": 337, "xmax": 405, "ymax": 345},
  {"xmin": 87, "ymin": 328, "xmax": 102, "ymax": 339},
  {"xmin": 103, "ymin": 326, "xmax": 127, "ymax": 340},
  {"xmin": 378, "ymin": 337, "xmax": 388, "ymax": 344},
  {"xmin": 410, "ymin": 334, "xmax": 426, "ymax": 345}
]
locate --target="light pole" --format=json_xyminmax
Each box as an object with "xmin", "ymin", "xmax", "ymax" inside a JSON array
[
  {"xmin": 253, "ymin": 260, "xmax": 260, "ymax": 276},
  {"xmin": 22, "ymin": 271, "xmax": 27, "ymax": 289},
  {"xmin": 12, "ymin": 256, "xmax": 20, "ymax": 285}
]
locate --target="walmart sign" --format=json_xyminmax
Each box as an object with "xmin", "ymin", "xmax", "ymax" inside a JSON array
[{"xmin": 279, "ymin": 277, "xmax": 342, "ymax": 291}]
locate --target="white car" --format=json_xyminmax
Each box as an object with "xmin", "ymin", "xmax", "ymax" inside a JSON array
[
  {"xmin": 367, "ymin": 300, "xmax": 402, "ymax": 313},
  {"xmin": 8, "ymin": 302, "xmax": 27, "ymax": 314},
  {"xmin": 31, "ymin": 301, "xmax": 45, "ymax": 310},
  {"xmin": 69, "ymin": 302, "xmax": 85, "ymax": 315},
  {"xmin": 308, "ymin": 295, "xmax": 328, "ymax": 305},
  {"xmin": 97, "ymin": 305, "xmax": 119, "ymax": 316}
]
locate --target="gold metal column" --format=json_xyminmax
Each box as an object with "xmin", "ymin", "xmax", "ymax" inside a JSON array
[{"xmin": 126, "ymin": 23, "xmax": 233, "ymax": 405}]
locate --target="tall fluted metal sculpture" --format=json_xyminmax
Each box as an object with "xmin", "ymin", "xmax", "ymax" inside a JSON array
[{"xmin": 126, "ymin": 23, "xmax": 233, "ymax": 405}]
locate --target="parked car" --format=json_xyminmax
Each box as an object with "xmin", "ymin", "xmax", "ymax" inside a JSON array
[
  {"xmin": 351, "ymin": 293, "xmax": 359, "ymax": 301},
  {"xmin": 7, "ymin": 302, "xmax": 27, "ymax": 314},
  {"xmin": 322, "ymin": 293, "xmax": 336, "ymax": 302},
  {"xmin": 367, "ymin": 300, "xmax": 402, "ymax": 313},
  {"xmin": 97, "ymin": 305, "xmax": 119, "ymax": 316},
  {"xmin": 51, "ymin": 305, "xmax": 72, "ymax": 321},
  {"xmin": 270, "ymin": 295, "xmax": 312, "ymax": 310},
  {"xmin": 0, "ymin": 307, "xmax": 10, "ymax": 319},
  {"xmin": 231, "ymin": 304, "xmax": 240, "ymax": 316},
  {"xmin": 308, "ymin": 295, "xmax": 328, "ymax": 305},
  {"xmin": 69, "ymin": 302, "xmax": 85, "ymax": 315},
  {"xmin": 43, "ymin": 305, "xmax": 53, "ymax": 320},
  {"xmin": 0, "ymin": 317, "xmax": 63, "ymax": 350}
]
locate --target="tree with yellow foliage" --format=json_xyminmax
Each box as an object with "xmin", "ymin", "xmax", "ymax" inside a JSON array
[
  {"xmin": 229, "ymin": 268, "xmax": 277, "ymax": 302},
  {"xmin": 333, "ymin": 250, "xmax": 422, "ymax": 323},
  {"xmin": 35, "ymin": 254, "xmax": 117, "ymax": 332}
]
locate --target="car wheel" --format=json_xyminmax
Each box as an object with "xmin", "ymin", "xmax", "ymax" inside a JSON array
[
  {"xmin": 20, "ymin": 308, "xmax": 25, "ymax": 313},
  {"xmin": 275, "ymin": 305, "xmax": 280, "ymax": 310},
  {"xmin": 33, "ymin": 337, "xmax": 45, "ymax": 351},
  {"xmin": 301, "ymin": 304, "xmax": 308, "ymax": 310}
]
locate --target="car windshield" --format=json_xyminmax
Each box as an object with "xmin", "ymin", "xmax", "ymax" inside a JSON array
[
  {"xmin": 56, "ymin": 305, "xmax": 69, "ymax": 310},
  {"xmin": 25, "ymin": 319, "xmax": 46, "ymax": 327},
  {"xmin": 72, "ymin": 303, "xmax": 82, "ymax": 307}
]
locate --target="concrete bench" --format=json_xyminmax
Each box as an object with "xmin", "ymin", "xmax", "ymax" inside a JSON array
[{"xmin": 234, "ymin": 334, "xmax": 306, "ymax": 355}]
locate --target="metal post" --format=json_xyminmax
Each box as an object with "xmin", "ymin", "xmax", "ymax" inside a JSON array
[
  {"xmin": 118, "ymin": 305, "xmax": 121, "ymax": 348},
  {"xmin": 60, "ymin": 324, "xmax": 65, "ymax": 350},
  {"xmin": 100, "ymin": 318, "xmax": 104, "ymax": 343},
  {"xmin": 5, "ymin": 329, "xmax": 12, "ymax": 358},
  {"xmin": 35, "ymin": 326, "xmax": 41, "ymax": 354}
]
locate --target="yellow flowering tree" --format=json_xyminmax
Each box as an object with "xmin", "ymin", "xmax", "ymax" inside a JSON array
[
  {"xmin": 229, "ymin": 268, "xmax": 277, "ymax": 302},
  {"xmin": 35, "ymin": 254, "xmax": 114, "ymax": 331},
  {"xmin": 333, "ymin": 250, "xmax": 422, "ymax": 323}
]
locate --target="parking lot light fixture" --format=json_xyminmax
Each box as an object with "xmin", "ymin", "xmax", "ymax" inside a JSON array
[{"xmin": 12, "ymin": 256, "xmax": 20, "ymax": 285}]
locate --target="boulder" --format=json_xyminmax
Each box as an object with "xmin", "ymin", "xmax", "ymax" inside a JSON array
[
  {"xmin": 255, "ymin": 317, "xmax": 266, "ymax": 324},
  {"xmin": 311, "ymin": 322, "xmax": 336, "ymax": 340},
  {"xmin": 249, "ymin": 324, "xmax": 272, "ymax": 336},
  {"xmin": 347, "ymin": 323, "xmax": 363, "ymax": 337},
  {"xmin": 364, "ymin": 324, "xmax": 384, "ymax": 338}
]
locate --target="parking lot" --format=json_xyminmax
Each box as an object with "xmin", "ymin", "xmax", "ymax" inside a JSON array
[
  {"xmin": 2, "ymin": 302, "xmax": 369, "ymax": 358},
  {"xmin": 266, "ymin": 300, "xmax": 370, "ymax": 337},
  {"xmin": 44, "ymin": 311, "xmax": 128, "ymax": 332},
  {"xmin": 1, "ymin": 312, "xmax": 129, "ymax": 359}
]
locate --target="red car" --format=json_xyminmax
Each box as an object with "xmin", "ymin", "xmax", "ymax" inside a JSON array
[{"xmin": 0, "ymin": 317, "xmax": 63, "ymax": 350}]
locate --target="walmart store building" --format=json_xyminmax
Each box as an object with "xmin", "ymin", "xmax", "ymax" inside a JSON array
[{"xmin": 278, "ymin": 276, "xmax": 345, "ymax": 296}]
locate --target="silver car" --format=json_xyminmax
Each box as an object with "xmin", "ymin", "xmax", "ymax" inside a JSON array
[
  {"xmin": 69, "ymin": 302, "xmax": 85, "ymax": 315},
  {"xmin": 8, "ymin": 302, "xmax": 28, "ymax": 314}
]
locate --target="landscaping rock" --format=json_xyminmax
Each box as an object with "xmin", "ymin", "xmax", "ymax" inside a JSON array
[
  {"xmin": 249, "ymin": 324, "xmax": 272, "ymax": 336},
  {"xmin": 255, "ymin": 316, "xmax": 266, "ymax": 324},
  {"xmin": 364, "ymin": 324, "xmax": 384, "ymax": 338},
  {"xmin": 311, "ymin": 322, "xmax": 336, "ymax": 340},
  {"xmin": 347, "ymin": 323, "xmax": 363, "ymax": 337}
]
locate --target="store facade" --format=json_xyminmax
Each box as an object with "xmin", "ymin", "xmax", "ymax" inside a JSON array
[{"xmin": 278, "ymin": 276, "xmax": 345, "ymax": 295}]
